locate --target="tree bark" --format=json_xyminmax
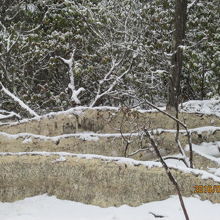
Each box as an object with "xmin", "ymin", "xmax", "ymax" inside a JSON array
[{"xmin": 167, "ymin": 0, "xmax": 188, "ymax": 111}]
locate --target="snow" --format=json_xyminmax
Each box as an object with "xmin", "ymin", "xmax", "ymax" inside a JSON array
[
  {"xmin": 2, "ymin": 98, "xmax": 220, "ymax": 127},
  {"xmin": 0, "ymin": 106, "xmax": 120, "ymax": 126},
  {"xmin": 58, "ymin": 49, "xmax": 85, "ymax": 105},
  {"xmin": 0, "ymin": 99, "xmax": 219, "ymax": 127},
  {"xmin": 52, "ymin": 155, "xmax": 66, "ymax": 163},
  {"xmin": 0, "ymin": 114, "xmax": 15, "ymax": 120},
  {"xmin": 0, "ymin": 83, "xmax": 38, "ymax": 117},
  {"xmin": 0, "ymin": 99, "xmax": 220, "ymax": 219},
  {"xmin": 0, "ymin": 194, "xmax": 220, "ymax": 220},
  {"xmin": 181, "ymin": 99, "xmax": 220, "ymax": 117},
  {"xmin": 0, "ymin": 151, "xmax": 161, "ymax": 168},
  {"xmin": 78, "ymin": 133, "xmax": 100, "ymax": 141},
  {"xmin": 1, "ymin": 126, "xmax": 219, "ymax": 142},
  {"xmin": 135, "ymin": 106, "xmax": 166, "ymax": 113},
  {"xmin": 208, "ymin": 167, "xmax": 220, "ymax": 177},
  {"xmin": 187, "ymin": 0, "xmax": 200, "ymax": 11},
  {"xmin": 38, "ymin": 99, "xmax": 220, "ymax": 118},
  {"xmin": 1, "ymin": 151, "xmax": 220, "ymax": 182},
  {"xmin": 184, "ymin": 141, "xmax": 220, "ymax": 179},
  {"xmin": 163, "ymin": 154, "xmax": 189, "ymax": 168},
  {"xmin": 22, "ymin": 137, "xmax": 33, "ymax": 144},
  {"xmin": 0, "ymin": 131, "xmax": 141, "ymax": 142},
  {"xmin": 0, "ymin": 110, "xmax": 21, "ymax": 121},
  {"xmin": 69, "ymin": 87, "xmax": 85, "ymax": 105},
  {"xmin": 190, "ymin": 142, "xmax": 220, "ymax": 158},
  {"xmin": 153, "ymin": 126, "xmax": 220, "ymax": 135},
  {"xmin": 185, "ymin": 142, "xmax": 220, "ymax": 167},
  {"xmin": 188, "ymin": 126, "xmax": 220, "ymax": 135},
  {"xmin": 43, "ymin": 105, "xmax": 165, "ymax": 119},
  {"xmin": 0, "ymin": 110, "xmax": 21, "ymax": 126}
]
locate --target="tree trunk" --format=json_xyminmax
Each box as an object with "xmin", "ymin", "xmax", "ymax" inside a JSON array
[{"xmin": 167, "ymin": 0, "xmax": 188, "ymax": 112}]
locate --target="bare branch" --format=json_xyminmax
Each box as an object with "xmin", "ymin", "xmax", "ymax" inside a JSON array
[
  {"xmin": 156, "ymin": 156, "xmax": 189, "ymax": 167},
  {"xmin": 128, "ymin": 148, "xmax": 148, "ymax": 157},
  {"xmin": 140, "ymin": 99, "xmax": 193, "ymax": 168},
  {"xmin": 144, "ymin": 128, "xmax": 190, "ymax": 220},
  {"xmin": 90, "ymin": 60, "xmax": 133, "ymax": 107}
]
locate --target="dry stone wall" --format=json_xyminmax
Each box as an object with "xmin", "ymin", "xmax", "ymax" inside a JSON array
[
  {"xmin": 0, "ymin": 130, "xmax": 220, "ymax": 161},
  {"xmin": 0, "ymin": 108, "xmax": 220, "ymax": 206},
  {"xmin": 0, "ymin": 108, "xmax": 220, "ymax": 136},
  {"xmin": 0, "ymin": 155, "xmax": 220, "ymax": 207}
]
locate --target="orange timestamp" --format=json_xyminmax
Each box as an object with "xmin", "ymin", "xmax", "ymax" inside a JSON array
[{"xmin": 194, "ymin": 185, "xmax": 220, "ymax": 193}]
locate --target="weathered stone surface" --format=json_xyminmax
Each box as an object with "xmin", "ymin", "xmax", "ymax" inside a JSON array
[
  {"xmin": 0, "ymin": 130, "xmax": 219, "ymax": 161},
  {"xmin": 0, "ymin": 155, "xmax": 220, "ymax": 207},
  {"xmin": 0, "ymin": 109, "xmax": 219, "ymax": 206},
  {"xmin": 191, "ymin": 152, "xmax": 220, "ymax": 170},
  {"xmin": 0, "ymin": 109, "xmax": 219, "ymax": 136}
]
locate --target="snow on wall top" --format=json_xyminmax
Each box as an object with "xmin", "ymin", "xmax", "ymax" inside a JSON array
[
  {"xmin": 0, "ymin": 151, "xmax": 220, "ymax": 183},
  {"xmin": 0, "ymin": 126, "xmax": 219, "ymax": 142},
  {"xmin": 1, "ymin": 99, "xmax": 219, "ymax": 126}
]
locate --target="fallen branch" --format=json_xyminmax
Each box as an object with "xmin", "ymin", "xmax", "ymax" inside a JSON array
[{"xmin": 149, "ymin": 212, "xmax": 166, "ymax": 218}]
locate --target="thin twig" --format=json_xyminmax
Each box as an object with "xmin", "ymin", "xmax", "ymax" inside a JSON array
[
  {"xmin": 156, "ymin": 156, "xmax": 188, "ymax": 167},
  {"xmin": 140, "ymin": 99, "xmax": 193, "ymax": 168},
  {"xmin": 144, "ymin": 128, "xmax": 190, "ymax": 220},
  {"xmin": 128, "ymin": 148, "xmax": 148, "ymax": 157},
  {"xmin": 175, "ymin": 107, "xmax": 189, "ymax": 167},
  {"xmin": 119, "ymin": 109, "xmax": 132, "ymax": 157}
]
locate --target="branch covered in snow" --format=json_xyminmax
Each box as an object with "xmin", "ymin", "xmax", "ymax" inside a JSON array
[
  {"xmin": 187, "ymin": 0, "xmax": 199, "ymax": 12},
  {"xmin": 90, "ymin": 59, "xmax": 133, "ymax": 107},
  {"xmin": 0, "ymin": 109, "xmax": 21, "ymax": 121},
  {"xmin": 57, "ymin": 48, "xmax": 85, "ymax": 105},
  {"xmin": 0, "ymin": 82, "xmax": 39, "ymax": 117}
]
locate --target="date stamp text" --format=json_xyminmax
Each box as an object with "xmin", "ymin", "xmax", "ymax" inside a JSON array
[{"xmin": 194, "ymin": 185, "xmax": 220, "ymax": 193}]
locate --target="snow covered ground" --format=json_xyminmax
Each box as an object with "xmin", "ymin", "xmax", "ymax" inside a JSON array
[
  {"xmin": 0, "ymin": 194, "xmax": 220, "ymax": 220},
  {"xmin": 180, "ymin": 99, "xmax": 220, "ymax": 117},
  {"xmin": 191, "ymin": 142, "xmax": 220, "ymax": 158}
]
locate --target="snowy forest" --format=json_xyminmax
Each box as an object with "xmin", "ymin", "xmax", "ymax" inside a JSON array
[
  {"xmin": 0, "ymin": 0, "xmax": 219, "ymax": 116},
  {"xmin": 0, "ymin": 1, "xmax": 220, "ymax": 220}
]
